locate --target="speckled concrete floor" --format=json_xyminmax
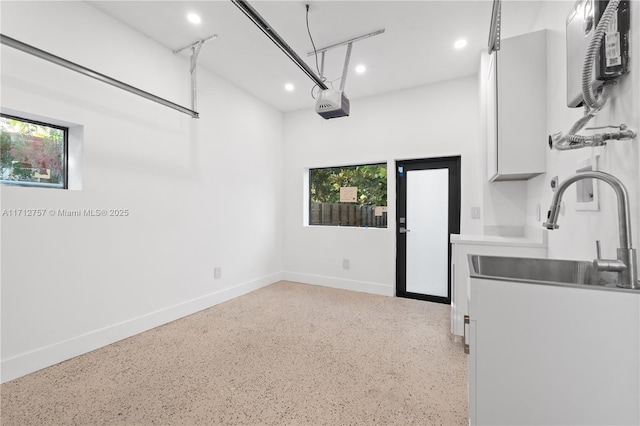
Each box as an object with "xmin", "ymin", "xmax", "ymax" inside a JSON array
[{"xmin": 1, "ymin": 281, "xmax": 468, "ymax": 425}]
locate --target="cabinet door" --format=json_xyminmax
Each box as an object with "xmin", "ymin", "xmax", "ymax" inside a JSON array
[
  {"xmin": 467, "ymin": 318, "xmax": 477, "ymax": 425},
  {"xmin": 450, "ymin": 243, "xmax": 547, "ymax": 337},
  {"xmin": 471, "ymin": 278, "xmax": 640, "ymax": 425},
  {"xmin": 486, "ymin": 52, "xmax": 498, "ymax": 181},
  {"xmin": 486, "ymin": 30, "xmax": 546, "ymax": 181},
  {"xmin": 495, "ymin": 30, "xmax": 547, "ymax": 179},
  {"xmin": 450, "ymin": 243, "xmax": 457, "ymax": 334}
]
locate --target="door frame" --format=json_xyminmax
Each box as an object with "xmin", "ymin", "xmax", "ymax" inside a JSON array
[{"xmin": 395, "ymin": 156, "xmax": 461, "ymax": 304}]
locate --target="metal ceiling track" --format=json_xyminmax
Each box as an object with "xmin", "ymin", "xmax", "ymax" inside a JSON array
[
  {"xmin": 306, "ymin": 29, "xmax": 385, "ymax": 92},
  {"xmin": 173, "ymin": 35, "xmax": 218, "ymax": 112},
  {"xmin": 231, "ymin": 0, "xmax": 329, "ymax": 90},
  {"xmin": 0, "ymin": 33, "xmax": 199, "ymax": 118},
  {"xmin": 306, "ymin": 29, "xmax": 385, "ymax": 57},
  {"xmin": 487, "ymin": 0, "xmax": 502, "ymax": 54}
]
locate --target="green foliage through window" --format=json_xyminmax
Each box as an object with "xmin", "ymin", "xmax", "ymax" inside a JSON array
[
  {"xmin": 1, "ymin": 115, "xmax": 67, "ymax": 188},
  {"xmin": 309, "ymin": 163, "xmax": 387, "ymax": 228}
]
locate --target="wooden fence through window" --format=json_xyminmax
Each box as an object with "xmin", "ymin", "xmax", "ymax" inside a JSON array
[{"xmin": 310, "ymin": 202, "xmax": 387, "ymax": 228}]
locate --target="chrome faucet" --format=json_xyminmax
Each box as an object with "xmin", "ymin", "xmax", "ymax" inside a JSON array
[{"xmin": 543, "ymin": 171, "xmax": 638, "ymax": 289}]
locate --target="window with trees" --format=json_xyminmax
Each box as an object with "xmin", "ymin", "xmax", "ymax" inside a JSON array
[
  {"xmin": 309, "ymin": 163, "xmax": 388, "ymax": 228},
  {"xmin": 1, "ymin": 114, "xmax": 68, "ymax": 189}
]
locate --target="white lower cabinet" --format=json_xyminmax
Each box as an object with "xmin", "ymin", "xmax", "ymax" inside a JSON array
[
  {"xmin": 450, "ymin": 236, "xmax": 546, "ymax": 336},
  {"xmin": 468, "ymin": 277, "xmax": 640, "ymax": 425}
]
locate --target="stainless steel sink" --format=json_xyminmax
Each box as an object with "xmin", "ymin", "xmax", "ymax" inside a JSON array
[{"xmin": 469, "ymin": 255, "xmax": 618, "ymax": 287}]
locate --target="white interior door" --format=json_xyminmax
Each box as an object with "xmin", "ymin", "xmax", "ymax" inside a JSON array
[{"xmin": 405, "ymin": 168, "xmax": 449, "ymax": 297}]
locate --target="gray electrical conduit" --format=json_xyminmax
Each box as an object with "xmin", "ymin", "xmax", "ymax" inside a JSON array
[
  {"xmin": 582, "ymin": 0, "xmax": 619, "ymax": 110},
  {"xmin": 551, "ymin": 0, "xmax": 636, "ymax": 150}
]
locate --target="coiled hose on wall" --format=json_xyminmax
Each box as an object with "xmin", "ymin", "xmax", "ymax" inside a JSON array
[
  {"xmin": 551, "ymin": 0, "xmax": 636, "ymax": 150},
  {"xmin": 581, "ymin": 0, "xmax": 619, "ymax": 111}
]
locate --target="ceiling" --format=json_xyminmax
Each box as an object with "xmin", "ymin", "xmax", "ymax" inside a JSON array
[{"xmin": 89, "ymin": 1, "xmax": 544, "ymax": 113}]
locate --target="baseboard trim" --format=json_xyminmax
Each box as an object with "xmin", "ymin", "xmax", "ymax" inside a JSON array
[
  {"xmin": 1, "ymin": 273, "xmax": 282, "ymax": 384},
  {"xmin": 283, "ymin": 271, "xmax": 394, "ymax": 297}
]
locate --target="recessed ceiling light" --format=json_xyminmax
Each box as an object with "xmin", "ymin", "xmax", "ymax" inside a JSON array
[
  {"xmin": 284, "ymin": 83, "xmax": 295, "ymax": 92},
  {"xmin": 454, "ymin": 39, "xmax": 468, "ymax": 49},
  {"xmin": 355, "ymin": 64, "xmax": 367, "ymax": 74},
  {"xmin": 187, "ymin": 13, "xmax": 202, "ymax": 25}
]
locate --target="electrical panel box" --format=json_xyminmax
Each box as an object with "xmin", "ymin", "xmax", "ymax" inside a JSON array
[{"xmin": 566, "ymin": 0, "xmax": 630, "ymax": 108}]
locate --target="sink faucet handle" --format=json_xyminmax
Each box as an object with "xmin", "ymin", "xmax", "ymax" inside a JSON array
[{"xmin": 594, "ymin": 240, "xmax": 627, "ymax": 274}]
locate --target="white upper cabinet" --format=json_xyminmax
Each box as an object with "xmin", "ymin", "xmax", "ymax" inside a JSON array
[{"xmin": 486, "ymin": 30, "xmax": 547, "ymax": 181}]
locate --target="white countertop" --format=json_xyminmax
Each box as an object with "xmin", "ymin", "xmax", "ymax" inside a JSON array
[{"xmin": 451, "ymin": 233, "xmax": 547, "ymax": 248}]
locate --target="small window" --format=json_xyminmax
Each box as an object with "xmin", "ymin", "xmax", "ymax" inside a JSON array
[
  {"xmin": 309, "ymin": 163, "xmax": 387, "ymax": 228},
  {"xmin": 1, "ymin": 114, "xmax": 68, "ymax": 189}
]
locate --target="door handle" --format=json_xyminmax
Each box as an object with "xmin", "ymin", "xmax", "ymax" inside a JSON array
[{"xmin": 399, "ymin": 227, "xmax": 410, "ymax": 234}]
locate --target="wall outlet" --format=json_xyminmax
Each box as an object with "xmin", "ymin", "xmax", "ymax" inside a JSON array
[
  {"xmin": 471, "ymin": 206, "xmax": 481, "ymax": 219},
  {"xmin": 214, "ymin": 266, "xmax": 222, "ymax": 279},
  {"xmin": 342, "ymin": 258, "xmax": 350, "ymax": 270}
]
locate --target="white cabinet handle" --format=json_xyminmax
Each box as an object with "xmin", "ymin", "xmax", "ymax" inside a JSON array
[{"xmin": 464, "ymin": 315, "xmax": 470, "ymax": 354}]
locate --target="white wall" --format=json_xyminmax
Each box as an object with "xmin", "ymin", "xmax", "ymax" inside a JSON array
[
  {"xmin": 282, "ymin": 76, "xmax": 482, "ymax": 295},
  {"xmin": 7, "ymin": 0, "xmax": 634, "ymax": 385},
  {"xmin": 0, "ymin": 1, "xmax": 284, "ymax": 382},
  {"xmin": 528, "ymin": 1, "xmax": 640, "ymax": 261}
]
